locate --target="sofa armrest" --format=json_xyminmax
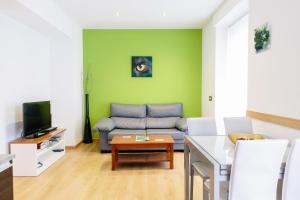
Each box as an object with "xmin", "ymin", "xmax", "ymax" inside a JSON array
[
  {"xmin": 93, "ymin": 118, "xmax": 115, "ymax": 132},
  {"xmin": 176, "ymin": 118, "xmax": 187, "ymax": 132}
]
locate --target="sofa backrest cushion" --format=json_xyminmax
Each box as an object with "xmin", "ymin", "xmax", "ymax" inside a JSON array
[
  {"xmin": 111, "ymin": 117, "xmax": 146, "ymax": 129},
  {"xmin": 146, "ymin": 117, "xmax": 180, "ymax": 129},
  {"xmin": 147, "ymin": 104, "xmax": 183, "ymax": 117},
  {"xmin": 110, "ymin": 103, "xmax": 146, "ymax": 118}
]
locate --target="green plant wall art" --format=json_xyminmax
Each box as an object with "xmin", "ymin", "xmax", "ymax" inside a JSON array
[{"xmin": 254, "ymin": 23, "xmax": 271, "ymax": 53}]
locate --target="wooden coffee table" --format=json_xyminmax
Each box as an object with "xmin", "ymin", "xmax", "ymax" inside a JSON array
[{"xmin": 110, "ymin": 135, "xmax": 175, "ymax": 170}]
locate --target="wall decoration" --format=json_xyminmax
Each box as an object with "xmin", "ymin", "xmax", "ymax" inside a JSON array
[
  {"xmin": 132, "ymin": 56, "xmax": 152, "ymax": 77},
  {"xmin": 254, "ymin": 23, "xmax": 271, "ymax": 53}
]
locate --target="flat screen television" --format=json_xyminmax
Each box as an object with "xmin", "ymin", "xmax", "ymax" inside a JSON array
[{"xmin": 23, "ymin": 101, "xmax": 52, "ymax": 138}]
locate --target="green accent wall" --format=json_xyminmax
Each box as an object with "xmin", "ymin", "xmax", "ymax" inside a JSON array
[{"xmin": 83, "ymin": 29, "xmax": 202, "ymax": 138}]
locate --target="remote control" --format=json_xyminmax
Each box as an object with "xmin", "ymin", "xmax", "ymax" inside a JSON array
[{"xmin": 52, "ymin": 149, "xmax": 64, "ymax": 152}]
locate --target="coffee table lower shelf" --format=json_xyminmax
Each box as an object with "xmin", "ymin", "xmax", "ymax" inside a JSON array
[
  {"xmin": 110, "ymin": 135, "xmax": 175, "ymax": 170},
  {"xmin": 117, "ymin": 152, "xmax": 169, "ymax": 163}
]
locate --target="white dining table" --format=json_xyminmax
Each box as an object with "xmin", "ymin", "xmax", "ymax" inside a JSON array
[{"xmin": 184, "ymin": 135, "xmax": 288, "ymax": 200}]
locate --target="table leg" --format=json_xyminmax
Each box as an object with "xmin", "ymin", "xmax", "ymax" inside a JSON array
[
  {"xmin": 111, "ymin": 145, "xmax": 117, "ymax": 170},
  {"xmin": 210, "ymin": 165, "xmax": 221, "ymax": 200},
  {"xmin": 184, "ymin": 142, "xmax": 190, "ymax": 200},
  {"xmin": 170, "ymin": 144, "xmax": 174, "ymax": 169},
  {"xmin": 190, "ymin": 167, "xmax": 194, "ymax": 200},
  {"xmin": 167, "ymin": 145, "xmax": 170, "ymax": 160}
]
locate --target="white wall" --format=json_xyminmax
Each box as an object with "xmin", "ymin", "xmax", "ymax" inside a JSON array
[
  {"xmin": 0, "ymin": 0, "xmax": 83, "ymax": 154},
  {"xmin": 202, "ymin": 20, "xmax": 216, "ymax": 117},
  {"xmin": 203, "ymin": 0, "xmax": 300, "ymax": 139},
  {"xmin": 50, "ymin": 34, "xmax": 83, "ymax": 145},
  {"xmin": 0, "ymin": 14, "xmax": 51, "ymax": 153},
  {"xmin": 248, "ymin": 0, "xmax": 300, "ymax": 139}
]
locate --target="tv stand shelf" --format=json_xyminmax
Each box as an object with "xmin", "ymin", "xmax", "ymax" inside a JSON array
[{"xmin": 10, "ymin": 129, "xmax": 66, "ymax": 176}]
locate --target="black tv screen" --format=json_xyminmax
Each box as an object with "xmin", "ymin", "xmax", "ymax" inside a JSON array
[{"xmin": 23, "ymin": 101, "xmax": 51, "ymax": 137}]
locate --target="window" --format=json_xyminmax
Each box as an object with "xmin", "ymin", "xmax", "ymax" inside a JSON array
[
  {"xmin": 224, "ymin": 15, "xmax": 248, "ymax": 117},
  {"xmin": 215, "ymin": 14, "xmax": 249, "ymax": 134}
]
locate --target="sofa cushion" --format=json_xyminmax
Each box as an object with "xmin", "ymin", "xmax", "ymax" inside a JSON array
[
  {"xmin": 93, "ymin": 118, "xmax": 115, "ymax": 132},
  {"xmin": 111, "ymin": 117, "xmax": 146, "ymax": 129},
  {"xmin": 146, "ymin": 129, "xmax": 185, "ymax": 140},
  {"xmin": 108, "ymin": 129, "xmax": 146, "ymax": 140},
  {"xmin": 111, "ymin": 103, "xmax": 146, "ymax": 118},
  {"xmin": 146, "ymin": 117, "xmax": 180, "ymax": 129},
  {"xmin": 147, "ymin": 104, "xmax": 183, "ymax": 117},
  {"xmin": 175, "ymin": 118, "xmax": 188, "ymax": 132}
]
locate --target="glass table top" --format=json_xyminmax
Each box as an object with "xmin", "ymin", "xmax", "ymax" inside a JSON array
[{"xmin": 190, "ymin": 135, "xmax": 235, "ymax": 167}]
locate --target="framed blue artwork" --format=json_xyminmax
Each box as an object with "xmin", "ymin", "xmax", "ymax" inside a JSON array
[{"xmin": 132, "ymin": 56, "xmax": 152, "ymax": 77}]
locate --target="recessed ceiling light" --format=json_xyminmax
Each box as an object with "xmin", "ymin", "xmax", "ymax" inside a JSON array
[
  {"xmin": 163, "ymin": 11, "xmax": 166, "ymax": 17},
  {"xmin": 116, "ymin": 11, "xmax": 120, "ymax": 17}
]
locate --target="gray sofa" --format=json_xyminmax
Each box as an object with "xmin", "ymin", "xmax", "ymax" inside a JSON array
[{"xmin": 93, "ymin": 103, "xmax": 187, "ymax": 152}]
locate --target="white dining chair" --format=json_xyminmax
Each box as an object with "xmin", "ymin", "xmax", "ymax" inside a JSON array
[
  {"xmin": 227, "ymin": 139, "xmax": 288, "ymax": 200},
  {"xmin": 187, "ymin": 117, "xmax": 217, "ymax": 200},
  {"xmin": 282, "ymin": 139, "xmax": 300, "ymax": 200},
  {"xmin": 187, "ymin": 117, "xmax": 217, "ymax": 136},
  {"xmin": 223, "ymin": 117, "xmax": 253, "ymax": 134}
]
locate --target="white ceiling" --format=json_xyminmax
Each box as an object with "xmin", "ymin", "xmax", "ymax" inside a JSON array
[{"xmin": 54, "ymin": 0, "xmax": 224, "ymax": 29}]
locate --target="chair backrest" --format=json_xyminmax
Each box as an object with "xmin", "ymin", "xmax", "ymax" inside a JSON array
[
  {"xmin": 224, "ymin": 117, "xmax": 253, "ymax": 134},
  {"xmin": 186, "ymin": 117, "xmax": 217, "ymax": 136},
  {"xmin": 282, "ymin": 139, "xmax": 300, "ymax": 200},
  {"xmin": 228, "ymin": 140, "xmax": 288, "ymax": 200}
]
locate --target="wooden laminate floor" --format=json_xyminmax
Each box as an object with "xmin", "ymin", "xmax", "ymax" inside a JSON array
[{"xmin": 13, "ymin": 141, "xmax": 203, "ymax": 200}]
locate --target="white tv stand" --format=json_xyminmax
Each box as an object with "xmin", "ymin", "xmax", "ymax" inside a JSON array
[{"xmin": 10, "ymin": 129, "xmax": 66, "ymax": 176}]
